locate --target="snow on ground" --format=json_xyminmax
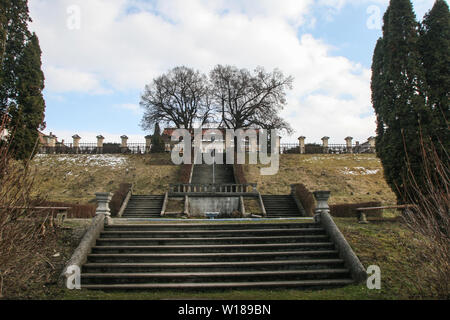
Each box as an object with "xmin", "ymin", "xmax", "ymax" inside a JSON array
[
  {"xmin": 34, "ymin": 154, "xmax": 128, "ymax": 167},
  {"xmin": 341, "ymin": 167, "xmax": 380, "ymax": 175}
]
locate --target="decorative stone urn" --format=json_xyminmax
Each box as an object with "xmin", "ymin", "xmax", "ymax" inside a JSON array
[{"xmin": 313, "ymin": 191, "xmax": 331, "ymax": 223}]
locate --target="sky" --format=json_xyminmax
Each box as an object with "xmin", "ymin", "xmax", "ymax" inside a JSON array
[{"xmin": 28, "ymin": 0, "xmax": 441, "ymax": 144}]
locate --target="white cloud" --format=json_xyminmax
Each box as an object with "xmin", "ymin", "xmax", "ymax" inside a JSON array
[
  {"xmin": 116, "ymin": 103, "xmax": 142, "ymax": 115},
  {"xmin": 30, "ymin": 0, "xmax": 440, "ymax": 143},
  {"xmin": 45, "ymin": 66, "xmax": 110, "ymax": 94}
]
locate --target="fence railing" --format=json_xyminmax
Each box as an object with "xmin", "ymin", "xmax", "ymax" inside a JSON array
[
  {"xmin": 37, "ymin": 143, "xmax": 375, "ymax": 155},
  {"xmin": 169, "ymin": 183, "xmax": 258, "ymax": 196},
  {"xmin": 281, "ymin": 144, "xmax": 375, "ymax": 154}
]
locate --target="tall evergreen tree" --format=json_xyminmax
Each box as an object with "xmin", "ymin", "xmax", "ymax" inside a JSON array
[
  {"xmin": 371, "ymin": 0, "xmax": 429, "ymax": 201},
  {"xmin": 0, "ymin": 0, "xmax": 32, "ymax": 114},
  {"xmin": 8, "ymin": 33, "xmax": 45, "ymax": 160},
  {"xmin": 151, "ymin": 123, "xmax": 165, "ymax": 153},
  {"xmin": 419, "ymin": 0, "xmax": 450, "ymax": 153}
]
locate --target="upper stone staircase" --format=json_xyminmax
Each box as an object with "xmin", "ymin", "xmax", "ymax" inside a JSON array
[{"xmin": 191, "ymin": 163, "xmax": 235, "ymax": 184}]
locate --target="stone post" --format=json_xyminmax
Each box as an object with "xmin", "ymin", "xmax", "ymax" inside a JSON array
[
  {"xmin": 120, "ymin": 135, "xmax": 128, "ymax": 153},
  {"xmin": 313, "ymin": 191, "xmax": 331, "ymax": 223},
  {"xmin": 145, "ymin": 135, "xmax": 152, "ymax": 153},
  {"xmin": 95, "ymin": 192, "xmax": 113, "ymax": 225},
  {"xmin": 345, "ymin": 136, "xmax": 353, "ymax": 154},
  {"xmin": 48, "ymin": 132, "xmax": 56, "ymax": 154},
  {"xmin": 72, "ymin": 134, "xmax": 81, "ymax": 153},
  {"xmin": 298, "ymin": 136, "xmax": 305, "ymax": 154},
  {"xmin": 96, "ymin": 135, "xmax": 104, "ymax": 154},
  {"xmin": 321, "ymin": 136, "xmax": 330, "ymax": 154},
  {"xmin": 368, "ymin": 136, "xmax": 376, "ymax": 153}
]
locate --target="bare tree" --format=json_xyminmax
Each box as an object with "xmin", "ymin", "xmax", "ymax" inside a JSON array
[
  {"xmin": 210, "ymin": 65, "xmax": 293, "ymax": 133},
  {"xmin": 140, "ymin": 66, "xmax": 214, "ymax": 130}
]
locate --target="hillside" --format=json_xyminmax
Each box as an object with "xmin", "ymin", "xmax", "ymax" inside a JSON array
[
  {"xmin": 30, "ymin": 154, "xmax": 180, "ymax": 203},
  {"xmin": 243, "ymin": 154, "xmax": 396, "ymax": 205},
  {"xmin": 29, "ymin": 153, "xmax": 396, "ymax": 206}
]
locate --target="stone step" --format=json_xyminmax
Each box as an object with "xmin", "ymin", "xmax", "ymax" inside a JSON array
[
  {"xmin": 96, "ymin": 235, "xmax": 330, "ymax": 245},
  {"xmin": 87, "ymin": 250, "xmax": 339, "ymax": 263},
  {"xmin": 100, "ymin": 228, "xmax": 326, "ymax": 238},
  {"xmin": 82, "ymin": 259, "xmax": 346, "ymax": 273},
  {"xmin": 91, "ymin": 243, "xmax": 336, "ymax": 254},
  {"xmin": 81, "ymin": 278, "xmax": 355, "ymax": 290},
  {"xmin": 104, "ymin": 223, "xmax": 319, "ymax": 231},
  {"xmin": 81, "ymin": 269, "xmax": 351, "ymax": 285}
]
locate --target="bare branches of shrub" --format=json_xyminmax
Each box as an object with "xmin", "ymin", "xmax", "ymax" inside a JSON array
[
  {"xmin": 0, "ymin": 114, "xmax": 48, "ymax": 298},
  {"xmin": 401, "ymin": 137, "xmax": 449, "ymax": 299}
]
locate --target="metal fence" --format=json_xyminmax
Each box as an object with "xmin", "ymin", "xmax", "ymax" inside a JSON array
[
  {"xmin": 38, "ymin": 142, "xmax": 375, "ymax": 155},
  {"xmin": 280, "ymin": 143, "xmax": 375, "ymax": 154}
]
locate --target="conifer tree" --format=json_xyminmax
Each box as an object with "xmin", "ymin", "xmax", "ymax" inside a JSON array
[
  {"xmin": 8, "ymin": 33, "xmax": 45, "ymax": 160},
  {"xmin": 151, "ymin": 123, "xmax": 166, "ymax": 153},
  {"xmin": 0, "ymin": 0, "xmax": 32, "ymax": 113},
  {"xmin": 371, "ymin": 0, "xmax": 429, "ymax": 201},
  {"xmin": 419, "ymin": 0, "xmax": 450, "ymax": 153}
]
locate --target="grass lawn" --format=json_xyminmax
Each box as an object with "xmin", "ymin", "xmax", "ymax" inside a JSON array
[
  {"xmin": 19, "ymin": 217, "xmax": 431, "ymax": 300},
  {"xmin": 29, "ymin": 153, "xmax": 180, "ymax": 203},
  {"xmin": 243, "ymin": 154, "xmax": 397, "ymax": 205}
]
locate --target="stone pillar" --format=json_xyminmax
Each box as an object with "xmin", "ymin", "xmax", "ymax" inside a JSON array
[
  {"xmin": 72, "ymin": 134, "xmax": 81, "ymax": 153},
  {"xmin": 313, "ymin": 191, "xmax": 331, "ymax": 223},
  {"xmin": 322, "ymin": 136, "xmax": 330, "ymax": 154},
  {"xmin": 95, "ymin": 192, "xmax": 113, "ymax": 225},
  {"xmin": 368, "ymin": 136, "xmax": 376, "ymax": 153},
  {"xmin": 145, "ymin": 135, "xmax": 152, "ymax": 153},
  {"xmin": 345, "ymin": 136, "xmax": 353, "ymax": 154},
  {"xmin": 120, "ymin": 135, "xmax": 128, "ymax": 153},
  {"xmin": 48, "ymin": 132, "xmax": 56, "ymax": 154},
  {"xmin": 298, "ymin": 136, "xmax": 305, "ymax": 154},
  {"xmin": 96, "ymin": 135, "xmax": 104, "ymax": 154}
]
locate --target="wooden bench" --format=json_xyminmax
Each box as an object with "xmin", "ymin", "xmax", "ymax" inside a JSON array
[{"xmin": 356, "ymin": 205, "xmax": 411, "ymax": 223}]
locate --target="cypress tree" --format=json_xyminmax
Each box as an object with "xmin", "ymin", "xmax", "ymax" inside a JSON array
[
  {"xmin": 419, "ymin": 0, "xmax": 450, "ymax": 154},
  {"xmin": 151, "ymin": 123, "xmax": 166, "ymax": 153},
  {"xmin": 371, "ymin": 0, "xmax": 429, "ymax": 201},
  {"xmin": 8, "ymin": 33, "xmax": 45, "ymax": 160},
  {"xmin": 0, "ymin": 0, "xmax": 32, "ymax": 114}
]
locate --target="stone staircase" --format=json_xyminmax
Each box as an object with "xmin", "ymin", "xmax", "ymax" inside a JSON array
[
  {"xmin": 80, "ymin": 222, "xmax": 355, "ymax": 290},
  {"xmin": 191, "ymin": 163, "xmax": 235, "ymax": 184},
  {"xmin": 122, "ymin": 195, "xmax": 165, "ymax": 219},
  {"xmin": 262, "ymin": 195, "xmax": 305, "ymax": 218}
]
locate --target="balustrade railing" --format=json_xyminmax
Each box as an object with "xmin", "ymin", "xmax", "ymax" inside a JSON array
[{"xmin": 169, "ymin": 183, "xmax": 258, "ymax": 195}]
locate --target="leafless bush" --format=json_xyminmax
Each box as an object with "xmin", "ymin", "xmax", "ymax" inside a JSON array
[
  {"xmin": 0, "ymin": 114, "xmax": 50, "ymax": 298},
  {"xmin": 402, "ymin": 138, "xmax": 449, "ymax": 299}
]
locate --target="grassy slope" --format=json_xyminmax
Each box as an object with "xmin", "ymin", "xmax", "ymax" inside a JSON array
[
  {"xmin": 30, "ymin": 154, "xmax": 180, "ymax": 203},
  {"xmin": 244, "ymin": 154, "xmax": 397, "ymax": 205}
]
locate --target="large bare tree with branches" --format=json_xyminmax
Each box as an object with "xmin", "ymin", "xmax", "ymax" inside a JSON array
[
  {"xmin": 140, "ymin": 66, "xmax": 214, "ymax": 130},
  {"xmin": 210, "ymin": 65, "xmax": 293, "ymax": 132}
]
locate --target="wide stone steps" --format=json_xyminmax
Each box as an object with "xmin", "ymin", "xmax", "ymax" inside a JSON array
[
  {"xmin": 100, "ymin": 228, "xmax": 326, "ymax": 238},
  {"xmin": 81, "ymin": 269, "xmax": 351, "ymax": 285},
  {"xmin": 96, "ymin": 234, "xmax": 330, "ymax": 245},
  {"xmin": 82, "ymin": 279, "xmax": 355, "ymax": 290},
  {"xmin": 80, "ymin": 222, "xmax": 355, "ymax": 290},
  {"xmin": 82, "ymin": 259, "xmax": 346, "ymax": 273},
  {"xmin": 90, "ymin": 242, "xmax": 336, "ymax": 254}
]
